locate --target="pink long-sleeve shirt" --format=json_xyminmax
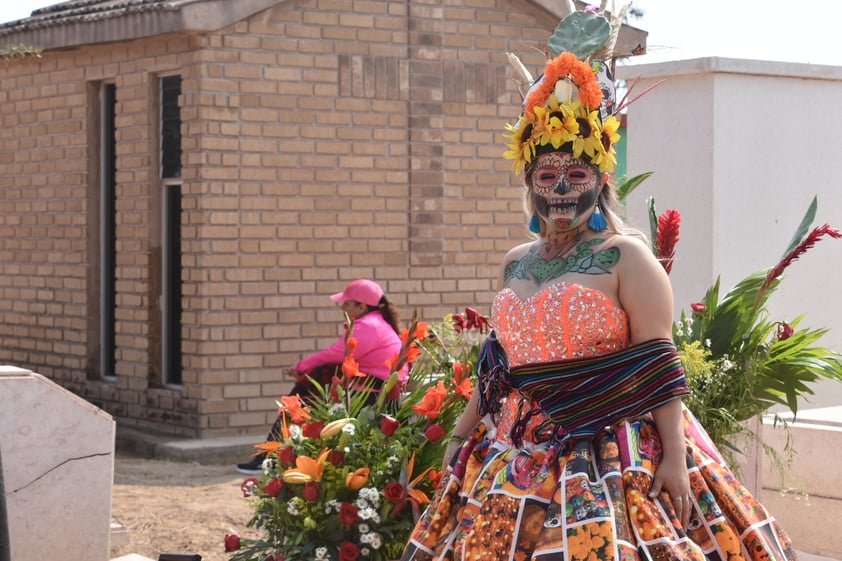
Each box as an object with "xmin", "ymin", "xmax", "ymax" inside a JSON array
[{"xmin": 295, "ymin": 311, "xmax": 406, "ymax": 382}]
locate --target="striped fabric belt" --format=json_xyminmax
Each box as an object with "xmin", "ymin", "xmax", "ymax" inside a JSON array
[{"xmin": 477, "ymin": 334, "xmax": 689, "ymax": 445}]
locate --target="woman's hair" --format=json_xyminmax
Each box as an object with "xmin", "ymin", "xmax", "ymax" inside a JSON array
[
  {"xmin": 521, "ymin": 159, "xmax": 649, "ymax": 246},
  {"xmin": 366, "ymin": 296, "xmax": 401, "ymax": 334}
]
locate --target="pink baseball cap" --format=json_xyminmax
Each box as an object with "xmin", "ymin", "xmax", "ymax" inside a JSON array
[{"xmin": 330, "ymin": 279, "xmax": 384, "ymax": 307}]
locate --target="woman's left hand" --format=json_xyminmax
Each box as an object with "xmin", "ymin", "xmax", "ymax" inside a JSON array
[{"xmin": 649, "ymin": 453, "xmax": 692, "ymax": 528}]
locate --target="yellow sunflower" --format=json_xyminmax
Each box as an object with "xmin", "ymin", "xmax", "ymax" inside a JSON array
[
  {"xmin": 503, "ymin": 117, "xmax": 538, "ymax": 175},
  {"xmin": 536, "ymin": 96, "xmax": 580, "ymax": 150}
]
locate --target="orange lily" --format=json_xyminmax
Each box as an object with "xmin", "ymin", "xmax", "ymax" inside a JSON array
[
  {"xmin": 345, "ymin": 467, "xmax": 370, "ymax": 490},
  {"xmin": 282, "ymin": 448, "xmax": 330, "ymax": 484}
]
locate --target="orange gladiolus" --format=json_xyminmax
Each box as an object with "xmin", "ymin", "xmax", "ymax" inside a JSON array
[
  {"xmin": 452, "ymin": 362, "xmax": 474, "ymax": 399},
  {"xmin": 278, "ymin": 394, "xmax": 312, "ymax": 424},
  {"xmin": 412, "ymin": 380, "xmax": 447, "ymax": 419},
  {"xmin": 345, "ymin": 336, "xmax": 358, "ymax": 356},
  {"xmin": 413, "ymin": 321, "xmax": 429, "ymax": 340},
  {"xmin": 345, "ymin": 467, "xmax": 370, "ymax": 490},
  {"xmin": 342, "ymin": 355, "xmax": 365, "ymax": 378}
]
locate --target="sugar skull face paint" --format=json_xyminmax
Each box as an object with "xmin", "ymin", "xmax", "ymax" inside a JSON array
[{"xmin": 528, "ymin": 152, "xmax": 601, "ymax": 232}]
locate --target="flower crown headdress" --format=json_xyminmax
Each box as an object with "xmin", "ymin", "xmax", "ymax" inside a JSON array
[{"xmin": 503, "ymin": 4, "xmax": 634, "ymax": 176}]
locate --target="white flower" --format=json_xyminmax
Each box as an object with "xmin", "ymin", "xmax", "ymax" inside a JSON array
[
  {"xmin": 676, "ymin": 328, "xmax": 684, "ymax": 338},
  {"xmin": 705, "ymin": 338, "xmax": 711, "ymax": 349},
  {"xmin": 358, "ymin": 523, "xmax": 370, "ymax": 533},
  {"xmin": 329, "ymin": 403, "xmax": 345, "ymax": 414},
  {"xmin": 286, "ymin": 497, "xmax": 302, "ymax": 516},
  {"xmin": 369, "ymin": 533, "xmax": 383, "ymax": 549},
  {"xmin": 341, "ymin": 422, "xmax": 356, "ymax": 436},
  {"xmin": 315, "ymin": 547, "xmax": 329, "ymax": 561},
  {"xmin": 722, "ymin": 359, "xmax": 734, "ymax": 372},
  {"xmin": 361, "ymin": 548, "xmax": 371, "ymax": 557},
  {"xmin": 358, "ymin": 507, "xmax": 378, "ymax": 521},
  {"xmin": 360, "ymin": 532, "xmax": 372, "ymax": 545},
  {"xmin": 289, "ymin": 424, "xmax": 302, "ymax": 439}
]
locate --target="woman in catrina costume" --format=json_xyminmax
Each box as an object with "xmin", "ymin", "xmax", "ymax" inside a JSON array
[{"xmin": 400, "ymin": 5, "xmax": 797, "ymax": 561}]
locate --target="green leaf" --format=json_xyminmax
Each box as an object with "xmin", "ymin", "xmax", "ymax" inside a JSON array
[
  {"xmin": 546, "ymin": 11, "xmax": 611, "ymax": 59},
  {"xmin": 780, "ymin": 196, "xmax": 817, "ymax": 259},
  {"xmin": 646, "ymin": 196, "xmax": 658, "ymax": 257},
  {"xmin": 616, "ymin": 172, "xmax": 653, "ymax": 201}
]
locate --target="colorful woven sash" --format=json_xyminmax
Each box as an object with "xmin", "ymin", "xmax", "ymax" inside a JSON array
[{"xmin": 477, "ymin": 333, "xmax": 689, "ymax": 445}]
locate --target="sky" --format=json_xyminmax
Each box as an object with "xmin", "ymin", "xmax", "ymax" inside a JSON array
[{"xmin": 3, "ymin": 0, "xmax": 842, "ymax": 67}]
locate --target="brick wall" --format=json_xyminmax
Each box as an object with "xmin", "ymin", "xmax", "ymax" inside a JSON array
[{"xmin": 0, "ymin": 0, "xmax": 555, "ymax": 437}]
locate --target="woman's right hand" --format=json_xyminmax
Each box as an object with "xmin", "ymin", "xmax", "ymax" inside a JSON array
[{"xmin": 283, "ymin": 367, "xmax": 303, "ymax": 381}]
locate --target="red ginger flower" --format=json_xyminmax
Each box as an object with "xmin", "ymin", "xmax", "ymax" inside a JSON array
[
  {"xmin": 759, "ymin": 224, "xmax": 842, "ymax": 304},
  {"xmin": 656, "ymin": 209, "xmax": 681, "ymax": 275}
]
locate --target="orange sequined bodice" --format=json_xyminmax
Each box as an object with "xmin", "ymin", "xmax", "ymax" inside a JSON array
[
  {"xmin": 492, "ymin": 282, "xmax": 630, "ymax": 367},
  {"xmin": 489, "ymin": 282, "xmax": 630, "ymax": 444}
]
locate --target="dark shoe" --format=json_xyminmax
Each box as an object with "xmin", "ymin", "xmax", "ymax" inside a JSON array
[{"xmin": 236, "ymin": 454, "xmax": 265, "ymax": 475}]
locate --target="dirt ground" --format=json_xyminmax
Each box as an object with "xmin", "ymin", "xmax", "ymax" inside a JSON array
[{"xmin": 110, "ymin": 451, "xmax": 260, "ymax": 561}]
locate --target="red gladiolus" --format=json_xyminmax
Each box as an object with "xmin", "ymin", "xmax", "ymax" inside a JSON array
[
  {"xmin": 384, "ymin": 482, "xmax": 405, "ymax": 503},
  {"xmin": 262, "ymin": 478, "xmax": 284, "ymax": 498},
  {"xmin": 240, "ymin": 477, "xmax": 259, "ymax": 497},
  {"xmin": 339, "ymin": 542, "xmax": 361, "ymax": 561},
  {"xmin": 302, "ymin": 420, "xmax": 325, "ymax": 439},
  {"xmin": 380, "ymin": 415, "xmax": 400, "ymax": 437},
  {"xmin": 279, "ymin": 445, "xmax": 297, "ymax": 466},
  {"xmin": 224, "ymin": 534, "xmax": 241, "ymax": 552},
  {"xmin": 329, "ymin": 450, "xmax": 346, "ymax": 465},
  {"xmin": 425, "ymin": 423, "xmax": 447, "ymax": 442},
  {"xmin": 339, "ymin": 502, "xmax": 362, "ymax": 525},
  {"xmin": 656, "ymin": 209, "xmax": 681, "ymax": 275},
  {"xmin": 777, "ymin": 322, "xmax": 794, "ymax": 341},
  {"xmin": 303, "ymin": 481, "xmax": 320, "ymax": 502}
]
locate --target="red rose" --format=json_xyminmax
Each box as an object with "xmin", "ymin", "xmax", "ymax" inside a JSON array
[
  {"xmin": 387, "ymin": 383, "xmax": 402, "ymax": 401},
  {"xmin": 690, "ymin": 302, "xmax": 706, "ymax": 315},
  {"xmin": 425, "ymin": 423, "xmax": 447, "ymax": 442},
  {"xmin": 240, "ymin": 477, "xmax": 259, "ymax": 497},
  {"xmin": 302, "ymin": 420, "xmax": 325, "ymax": 439},
  {"xmin": 384, "ymin": 482, "xmax": 405, "ymax": 503},
  {"xmin": 303, "ymin": 481, "xmax": 320, "ymax": 502},
  {"xmin": 380, "ymin": 415, "xmax": 400, "ymax": 437},
  {"xmin": 262, "ymin": 478, "xmax": 284, "ymax": 498},
  {"xmin": 339, "ymin": 541, "xmax": 361, "ymax": 561},
  {"xmin": 329, "ymin": 450, "xmax": 346, "ymax": 465},
  {"xmin": 224, "ymin": 534, "xmax": 241, "ymax": 552},
  {"xmin": 279, "ymin": 445, "xmax": 297, "ymax": 466},
  {"xmin": 339, "ymin": 502, "xmax": 361, "ymax": 526}
]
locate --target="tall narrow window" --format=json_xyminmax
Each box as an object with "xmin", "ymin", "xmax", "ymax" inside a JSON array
[
  {"xmin": 160, "ymin": 75, "xmax": 183, "ymax": 385},
  {"xmin": 100, "ymin": 83, "xmax": 117, "ymax": 378}
]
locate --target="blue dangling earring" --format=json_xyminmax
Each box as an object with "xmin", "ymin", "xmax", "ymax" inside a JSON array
[
  {"xmin": 587, "ymin": 201, "xmax": 608, "ymax": 231},
  {"xmin": 528, "ymin": 214, "xmax": 541, "ymax": 234}
]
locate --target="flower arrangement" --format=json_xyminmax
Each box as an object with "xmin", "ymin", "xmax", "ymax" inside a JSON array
[
  {"xmin": 226, "ymin": 309, "xmax": 488, "ymax": 561},
  {"xmin": 646, "ymin": 194, "xmax": 842, "ymax": 461}
]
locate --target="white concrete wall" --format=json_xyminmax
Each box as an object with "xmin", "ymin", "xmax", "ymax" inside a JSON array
[{"xmin": 617, "ymin": 57, "xmax": 842, "ymax": 409}]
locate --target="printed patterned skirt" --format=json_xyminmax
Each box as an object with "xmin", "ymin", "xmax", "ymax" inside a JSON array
[{"xmin": 401, "ymin": 405, "xmax": 796, "ymax": 561}]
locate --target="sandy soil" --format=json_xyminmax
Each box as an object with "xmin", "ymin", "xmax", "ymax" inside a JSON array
[{"xmin": 110, "ymin": 451, "xmax": 260, "ymax": 561}]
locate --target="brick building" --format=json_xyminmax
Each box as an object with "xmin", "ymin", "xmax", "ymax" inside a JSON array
[{"xmin": 0, "ymin": 0, "xmax": 645, "ymax": 438}]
